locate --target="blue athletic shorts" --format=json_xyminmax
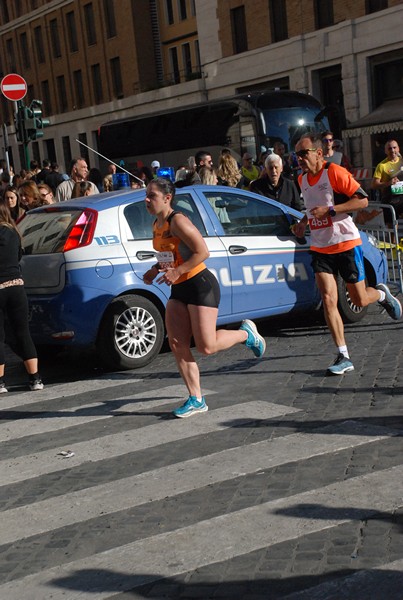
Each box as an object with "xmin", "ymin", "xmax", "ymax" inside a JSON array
[{"xmin": 310, "ymin": 246, "xmax": 365, "ymax": 284}]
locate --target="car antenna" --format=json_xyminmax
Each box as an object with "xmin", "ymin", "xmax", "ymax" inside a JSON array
[{"xmin": 75, "ymin": 139, "xmax": 146, "ymax": 187}]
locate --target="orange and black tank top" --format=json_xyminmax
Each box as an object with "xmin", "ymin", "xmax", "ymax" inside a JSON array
[{"xmin": 152, "ymin": 211, "xmax": 206, "ymax": 285}]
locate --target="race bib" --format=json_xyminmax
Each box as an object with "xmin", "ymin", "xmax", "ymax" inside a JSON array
[
  {"xmin": 391, "ymin": 181, "xmax": 403, "ymax": 195},
  {"xmin": 156, "ymin": 251, "xmax": 175, "ymax": 269},
  {"xmin": 309, "ymin": 215, "xmax": 333, "ymax": 230}
]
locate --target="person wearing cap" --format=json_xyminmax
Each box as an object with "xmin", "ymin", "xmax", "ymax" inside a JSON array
[
  {"xmin": 241, "ymin": 153, "xmax": 260, "ymax": 190},
  {"xmin": 151, "ymin": 160, "xmax": 160, "ymax": 179}
]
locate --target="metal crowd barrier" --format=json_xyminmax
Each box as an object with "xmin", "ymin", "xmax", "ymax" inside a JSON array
[{"xmin": 355, "ymin": 202, "xmax": 403, "ymax": 294}]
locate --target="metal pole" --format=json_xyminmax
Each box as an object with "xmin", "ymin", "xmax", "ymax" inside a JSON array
[
  {"xmin": 75, "ymin": 139, "xmax": 145, "ymax": 186},
  {"xmin": 23, "ymin": 142, "xmax": 30, "ymax": 171},
  {"xmin": 1, "ymin": 123, "xmax": 10, "ymax": 172}
]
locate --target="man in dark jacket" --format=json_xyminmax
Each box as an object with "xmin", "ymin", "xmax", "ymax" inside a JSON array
[
  {"xmin": 44, "ymin": 162, "xmax": 66, "ymax": 194},
  {"xmin": 250, "ymin": 153, "xmax": 304, "ymax": 211}
]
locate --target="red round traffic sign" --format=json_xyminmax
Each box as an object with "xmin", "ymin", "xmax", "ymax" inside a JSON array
[{"xmin": 1, "ymin": 73, "xmax": 27, "ymax": 101}]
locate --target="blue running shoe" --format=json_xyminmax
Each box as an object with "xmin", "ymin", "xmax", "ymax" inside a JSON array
[
  {"xmin": 239, "ymin": 319, "xmax": 266, "ymax": 358},
  {"xmin": 376, "ymin": 283, "xmax": 402, "ymax": 320},
  {"xmin": 327, "ymin": 353, "xmax": 354, "ymax": 376},
  {"xmin": 173, "ymin": 396, "xmax": 208, "ymax": 418}
]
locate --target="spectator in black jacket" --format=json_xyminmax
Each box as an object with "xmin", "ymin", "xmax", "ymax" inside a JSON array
[
  {"xmin": 44, "ymin": 162, "xmax": 65, "ymax": 194},
  {"xmin": 33, "ymin": 159, "xmax": 51, "ymax": 184},
  {"xmin": 250, "ymin": 153, "xmax": 304, "ymax": 212},
  {"xmin": 0, "ymin": 203, "xmax": 43, "ymax": 391}
]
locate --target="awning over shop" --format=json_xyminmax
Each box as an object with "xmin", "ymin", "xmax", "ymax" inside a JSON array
[{"xmin": 343, "ymin": 99, "xmax": 403, "ymax": 138}]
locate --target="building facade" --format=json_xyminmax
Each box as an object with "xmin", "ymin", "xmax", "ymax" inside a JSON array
[{"xmin": 0, "ymin": 0, "xmax": 402, "ymax": 172}]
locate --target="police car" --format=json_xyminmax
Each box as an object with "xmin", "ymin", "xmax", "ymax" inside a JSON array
[{"xmin": 18, "ymin": 185, "xmax": 388, "ymax": 370}]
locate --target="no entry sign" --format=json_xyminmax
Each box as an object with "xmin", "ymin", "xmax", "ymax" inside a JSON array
[{"xmin": 1, "ymin": 73, "xmax": 27, "ymax": 101}]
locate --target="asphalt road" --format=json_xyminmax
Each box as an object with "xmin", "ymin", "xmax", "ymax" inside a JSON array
[{"xmin": 0, "ymin": 304, "xmax": 402, "ymax": 599}]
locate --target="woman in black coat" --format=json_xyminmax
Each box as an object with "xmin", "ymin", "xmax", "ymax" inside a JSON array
[{"xmin": 0, "ymin": 203, "xmax": 43, "ymax": 392}]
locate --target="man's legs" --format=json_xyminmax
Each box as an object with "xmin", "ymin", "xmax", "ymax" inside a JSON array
[
  {"xmin": 347, "ymin": 279, "xmax": 402, "ymax": 321},
  {"xmin": 315, "ymin": 271, "xmax": 355, "ymax": 375},
  {"xmin": 315, "ymin": 272, "xmax": 345, "ymax": 347},
  {"xmin": 346, "ymin": 279, "xmax": 380, "ymax": 306}
]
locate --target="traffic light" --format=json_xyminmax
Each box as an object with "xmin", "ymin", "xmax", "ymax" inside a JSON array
[
  {"xmin": 14, "ymin": 99, "xmax": 50, "ymax": 144},
  {"xmin": 24, "ymin": 100, "xmax": 50, "ymax": 141},
  {"xmin": 14, "ymin": 103, "xmax": 28, "ymax": 143}
]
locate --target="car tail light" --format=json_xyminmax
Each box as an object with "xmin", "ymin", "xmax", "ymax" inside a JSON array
[{"xmin": 63, "ymin": 209, "xmax": 98, "ymax": 252}]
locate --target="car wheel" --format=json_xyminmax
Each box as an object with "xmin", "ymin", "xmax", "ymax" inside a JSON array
[
  {"xmin": 97, "ymin": 294, "xmax": 165, "ymax": 370},
  {"xmin": 337, "ymin": 275, "xmax": 368, "ymax": 323}
]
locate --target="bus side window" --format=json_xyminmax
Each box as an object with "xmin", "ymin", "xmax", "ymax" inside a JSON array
[{"xmin": 240, "ymin": 119, "xmax": 256, "ymax": 157}]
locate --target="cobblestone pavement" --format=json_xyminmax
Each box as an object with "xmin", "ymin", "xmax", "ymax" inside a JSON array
[{"xmin": 0, "ymin": 304, "xmax": 402, "ymax": 599}]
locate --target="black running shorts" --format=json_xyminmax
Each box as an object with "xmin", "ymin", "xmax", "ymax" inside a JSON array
[
  {"xmin": 170, "ymin": 268, "xmax": 221, "ymax": 307},
  {"xmin": 310, "ymin": 246, "xmax": 365, "ymax": 284}
]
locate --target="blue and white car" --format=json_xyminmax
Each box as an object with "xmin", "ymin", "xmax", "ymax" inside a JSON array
[{"xmin": 18, "ymin": 185, "xmax": 388, "ymax": 370}]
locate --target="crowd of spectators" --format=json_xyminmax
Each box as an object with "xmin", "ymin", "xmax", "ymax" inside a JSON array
[{"xmin": 3, "ymin": 133, "xmax": 401, "ymax": 227}]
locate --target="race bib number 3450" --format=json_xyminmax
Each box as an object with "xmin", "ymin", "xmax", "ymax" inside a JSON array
[{"xmin": 309, "ymin": 216, "xmax": 333, "ymax": 230}]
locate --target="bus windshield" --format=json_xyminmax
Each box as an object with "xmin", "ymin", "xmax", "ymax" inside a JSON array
[{"xmin": 261, "ymin": 105, "xmax": 328, "ymax": 152}]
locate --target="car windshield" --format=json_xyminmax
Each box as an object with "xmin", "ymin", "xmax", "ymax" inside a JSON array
[{"xmin": 18, "ymin": 209, "xmax": 83, "ymax": 255}]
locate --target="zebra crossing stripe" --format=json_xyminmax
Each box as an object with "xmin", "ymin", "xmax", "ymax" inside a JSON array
[
  {"xmin": 0, "ymin": 384, "xmax": 204, "ymax": 442},
  {"xmin": 0, "ymin": 374, "xmax": 144, "ymax": 411},
  {"xmin": 0, "ymin": 397, "xmax": 299, "ymax": 485},
  {"xmin": 0, "ymin": 422, "xmax": 392, "ymax": 545},
  {"xmin": 1, "ymin": 464, "xmax": 402, "ymax": 599},
  {"xmin": 0, "ymin": 401, "xmax": 117, "ymax": 442}
]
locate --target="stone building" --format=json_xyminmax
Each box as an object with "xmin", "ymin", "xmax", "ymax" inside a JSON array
[{"xmin": 0, "ymin": 0, "xmax": 402, "ymax": 172}]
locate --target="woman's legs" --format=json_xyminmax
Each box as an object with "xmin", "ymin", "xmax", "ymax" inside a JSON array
[
  {"xmin": 0, "ymin": 306, "xmax": 5, "ymax": 379},
  {"xmin": 23, "ymin": 358, "xmax": 39, "ymax": 375},
  {"xmin": 165, "ymin": 299, "xmax": 201, "ymax": 398},
  {"xmin": 166, "ymin": 299, "xmax": 249, "ymax": 398},
  {"xmin": 188, "ymin": 304, "xmax": 247, "ymax": 355},
  {"xmin": 5, "ymin": 287, "xmax": 42, "ymax": 387}
]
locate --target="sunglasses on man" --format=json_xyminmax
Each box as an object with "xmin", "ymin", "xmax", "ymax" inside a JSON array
[{"xmin": 295, "ymin": 148, "xmax": 317, "ymax": 158}]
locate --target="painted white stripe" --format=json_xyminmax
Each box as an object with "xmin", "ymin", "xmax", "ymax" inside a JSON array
[
  {"xmin": 0, "ymin": 375, "xmax": 144, "ymax": 410},
  {"xmin": 1, "ymin": 465, "xmax": 402, "ymax": 599},
  {"xmin": 65, "ymin": 250, "xmax": 231, "ymax": 272},
  {"xmin": 0, "ymin": 384, "xmax": 192, "ymax": 442},
  {"xmin": 0, "ymin": 399, "xmax": 297, "ymax": 485},
  {"xmin": 0, "ymin": 401, "xmax": 113, "ymax": 442},
  {"xmin": 282, "ymin": 558, "xmax": 403, "ymax": 599},
  {"xmin": 0, "ymin": 422, "xmax": 392, "ymax": 545},
  {"xmin": 2, "ymin": 84, "xmax": 26, "ymax": 91}
]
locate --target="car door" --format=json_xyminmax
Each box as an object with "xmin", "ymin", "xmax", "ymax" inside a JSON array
[
  {"xmin": 201, "ymin": 189, "xmax": 316, "ymax": 317},
  {"xmin": 119, "ymin": 193, "xmax": 232, "ymax": 316}
]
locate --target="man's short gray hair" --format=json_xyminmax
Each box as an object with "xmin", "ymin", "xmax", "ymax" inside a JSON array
[{"xmin": 265, "ymin": 153, "xmax": 282, "ymax": 168}]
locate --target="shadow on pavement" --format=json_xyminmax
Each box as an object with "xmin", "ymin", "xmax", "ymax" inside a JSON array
[{"xmin": 50, "ymin": 565, "xmax": 403, "ymax": 599}]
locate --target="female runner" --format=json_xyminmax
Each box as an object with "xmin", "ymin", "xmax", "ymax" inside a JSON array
[{"xmin": 143, "ymin": 177, "xmax": 265, "ymax": 418}]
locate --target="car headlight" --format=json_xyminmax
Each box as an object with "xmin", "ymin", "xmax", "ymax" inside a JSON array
[{"xmin": 366, "ymin": 233, "xmax": 379, "ymax": 248}]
